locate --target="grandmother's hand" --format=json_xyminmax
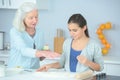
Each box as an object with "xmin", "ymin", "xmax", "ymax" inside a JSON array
[{"xmin": 36, "ymin": 51, "xmax": 60, "ymax": 59}]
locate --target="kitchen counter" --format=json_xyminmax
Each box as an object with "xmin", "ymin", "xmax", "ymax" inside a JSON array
[
  {"xmin": 0, "ymin": 68, "xmax": 120, "ymax": 80},
  {"xmin": 0, "ymin": 68, "xmax": 85, "ymax": 80}
]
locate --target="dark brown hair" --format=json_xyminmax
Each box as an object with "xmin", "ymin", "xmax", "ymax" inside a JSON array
[{"xmin": 68, "ymin": 14, "xmax": 89, "ymax": 37}]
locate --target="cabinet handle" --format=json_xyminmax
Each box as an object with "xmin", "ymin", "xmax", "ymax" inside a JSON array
[{"xmin": 9, "ymin": 0, "xmax": 11, "ymax": 6}]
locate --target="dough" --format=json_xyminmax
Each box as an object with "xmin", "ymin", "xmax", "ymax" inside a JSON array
[{"xmin": 75, "ymin": 70, "xmax": 93, "ymax": 79}]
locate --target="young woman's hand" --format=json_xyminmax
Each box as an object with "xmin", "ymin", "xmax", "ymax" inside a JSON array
[
  {"xmin": 77, "ymin": 55, "xmax": 88, "ymax": 65},
  {"xmin": 36, "ymin": 64, "xmax": 51, "ymax": 72}
]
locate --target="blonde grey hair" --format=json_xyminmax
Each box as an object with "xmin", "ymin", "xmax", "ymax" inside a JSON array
[{"xmin": 13, "ymin": 2, "xmax": 38, "ymax": 32}]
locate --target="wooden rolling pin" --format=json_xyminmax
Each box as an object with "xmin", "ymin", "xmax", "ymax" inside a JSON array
[{"xmin": 75, "ymin": 70, "xmax": 94, "ymax": 79}]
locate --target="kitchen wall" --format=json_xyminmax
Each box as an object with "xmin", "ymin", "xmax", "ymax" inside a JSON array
[{"xmin": 0, "ymin": 0, "xmax": 120, "ymax": 56}]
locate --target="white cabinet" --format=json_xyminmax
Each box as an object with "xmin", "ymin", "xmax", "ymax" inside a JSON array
[
  {"xmin": 107, "ymin": 63, "xmax": 120, "ymax": 76},
  {"xmin": 0, "ymin": 51, "xmax": 9, "ymax": 65},
  {"xmin": 102, "ymin": 63, "xmax": 120, "ymax": 76},
  {"xmin": 101, "ymin": 56, "xmax": 120, "ymax": 76},
  {"xmin": 0, "ymin": 0, "xmax": 35, "ymax": 9},
  {"xmin": 0, "ymin": 56, "xmax": 8, "ymax": 65},
  {"xmin": 9, "ymin": 0, "xmax": 36, "ymax": 9},
  {"xmin": 0, "ymin": 0, "xmax": 49, "ymax": 10}
]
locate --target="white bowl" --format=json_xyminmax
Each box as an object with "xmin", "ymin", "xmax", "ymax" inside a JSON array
[{"xmin": 6, "ymin": 68, "xmax": 23, "ymax": 76}]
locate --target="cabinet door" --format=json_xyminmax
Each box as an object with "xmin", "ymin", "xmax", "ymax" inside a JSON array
[
  {"xmin": 0, "ymin": 0, "xmax": 36, "ymax": 9},
  {"xmin": 0, "ymin": 0, "xmax": 10, "ymax": 8},
  {"xmin": 106, "ymin": 63, "xmax": 120, "ymax": 76},
  {"xmin": 0, "ymin": 0, "xmax": 49, "ymax": 9},
  {"xmin": 0, "ymin": 57, "xmax": 8, "ymax": 65},
  {"xmin": 9, "ymin": 0, "xmax": 36, "ymax": 9},
  {"xmin": 0, "ymin": 0, "xmax": 49, "ymax": 10},
  {"xmin": 0, "ymin": 0, "xmax": 3, "ymax": 8}
]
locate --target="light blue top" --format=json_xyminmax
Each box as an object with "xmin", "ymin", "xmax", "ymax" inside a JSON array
[
  {"xmin": 59, "ymin": 38, "xmax": 104, "ymax": 72},
  {"xmin": 7, "ymin": 27, "xmax": 44, "ymax": 69}
]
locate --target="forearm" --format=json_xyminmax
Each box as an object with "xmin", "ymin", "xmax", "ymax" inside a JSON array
[
  {"xmin": 85, "ymin": 60, "xmax": 101, "ymax": 71},
  {"xmin": 48, "ymin": 62, "xmax": 61, "ymax": 69}
]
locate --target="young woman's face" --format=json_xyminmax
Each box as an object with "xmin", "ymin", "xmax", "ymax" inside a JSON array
[
  {"xmin": 68, "ymin": 23, "xmax": 86, "ymax": 40},
  {"xmin": 24, "ymin": 9, "xmax": 38, "ymax": 28}
]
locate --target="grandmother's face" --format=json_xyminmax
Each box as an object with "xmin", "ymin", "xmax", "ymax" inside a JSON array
[{"xmin": 24, "ymin": 9, "xmax": 38, "ymax": 28}]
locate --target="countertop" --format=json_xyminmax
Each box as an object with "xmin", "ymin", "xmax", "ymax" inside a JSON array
[
  {"xmin": 0, "ymin": 68, "xmax": 88, "ymax": 80},
  {"xmin": 0, "ymin": 68, "xmax": 120, "ymax": 80}
]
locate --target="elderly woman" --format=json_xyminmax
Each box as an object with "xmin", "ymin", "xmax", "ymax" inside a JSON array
[{"xmin": 8, "ymin": 2, "xmax": 59, "ymax": 69}]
